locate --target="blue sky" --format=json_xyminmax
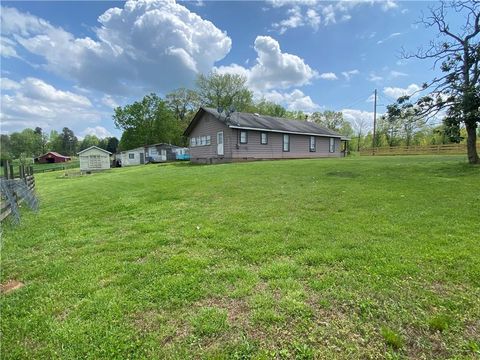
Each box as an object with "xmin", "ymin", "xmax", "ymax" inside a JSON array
[{"xmin": 0, "ymin": 0, "xmax": 461, "ymax": 138}]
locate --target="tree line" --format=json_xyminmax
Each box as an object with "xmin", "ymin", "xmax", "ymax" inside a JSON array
[{"xmin": 0, "ymin": 127, "xmax": 119, "ymax": 163}]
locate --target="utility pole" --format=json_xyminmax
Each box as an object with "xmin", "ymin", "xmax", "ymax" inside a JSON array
[{"xmin": 372, "ymin": 89, "xmax": 377, "ymax": 155}]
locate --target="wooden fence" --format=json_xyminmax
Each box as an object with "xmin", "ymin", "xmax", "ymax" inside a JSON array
[
  {"xmin": 359, "ymin": 143, "xmax": 479, "ymax": 156},
  {"xmin": 1, "ymin": 161, "xmax": 36, "ymax": 222}
]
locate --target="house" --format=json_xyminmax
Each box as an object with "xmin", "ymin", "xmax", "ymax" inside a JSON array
[
  {"xmin": 119, "ymin": 143, "xmax": 189, "ymax": 166},
  {"xmin": 145, "ymin": 143, "xmax": 185, "ymax": 162},
  {"xmin": 78, "ymin": 146, "xmax": 111, "ymax": 172},
  {"xmin": 34, "ymin": 152, "xmax": 71, "ymax": 163},
  {"xmin": 120, "ymin": 147, "xmax": 145, "ymax": 167},
  {"xmin": 183, "ymin": 107, "xmax": 350, "ymax": 164}
]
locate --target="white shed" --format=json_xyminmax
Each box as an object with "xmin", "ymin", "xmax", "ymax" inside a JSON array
[
  {"xmin": 78, "ymin": 146, "xmax": 111, "ymax": 172},
  {"xmin": 120, "ymin": 147, "xmax": 145, "ymax": 166}
]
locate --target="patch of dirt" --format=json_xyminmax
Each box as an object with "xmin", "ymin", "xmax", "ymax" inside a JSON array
[{"xmin": 0, "ymin": 280, "xmax": 24, "ymax": 294}]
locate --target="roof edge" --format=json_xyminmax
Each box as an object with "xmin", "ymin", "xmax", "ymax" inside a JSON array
[{"xmin": 77, "ymin": 146, "xmax": 112, "ymax": 155}]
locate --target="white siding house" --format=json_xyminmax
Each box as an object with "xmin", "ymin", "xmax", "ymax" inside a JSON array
[
  {"xmin": 120, "ymin": 147, "xmax": 145, "ymax": 166},
  {"xmin": 78, "ymin": 146, "xmax": 111, "ymax": 172},
  {"xmin": 145, "ymin": 145, "xmax": 167, "ymax": 162}
]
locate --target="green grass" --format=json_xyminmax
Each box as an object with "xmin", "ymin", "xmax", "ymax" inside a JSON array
[{"xmin": 1, "ymin": 155, "xmax": 479, "ymax": 359}]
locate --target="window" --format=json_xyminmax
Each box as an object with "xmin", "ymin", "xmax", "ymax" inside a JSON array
[
  {"xmin": 329, "ymin": 138, "xmax": 335, "ymax": 153},
  {"xmin": 206, "ymin": 135, "xmax": 211, "ymax": 145},
  {"xmin": 201, "ymin": 136, "xmax": 206, "ymax": 145},
  {"xmin": 129, "ymin": 153, "xmax": 135, "ymax": 159},
  {"xmin": 191, "ymin": 137, "xmax": 196, "ymax": 147},
  {"xmin": 309, "ymin": 136, "xmax": 316, "ymax": 152},
  {"xmin": 283, "ymin": 134, "xmax": 290, "ymax": 152},
  {"xmin": 261, "ymin": 132, "xmax": 268, "ymax": 145},
  {"xmin": 197, "ymin": 136, "xmax": 201, "ymax": 145},
  {"xmin": 240, "ymin": 130, "xmax": 248, "ymax": 144}
]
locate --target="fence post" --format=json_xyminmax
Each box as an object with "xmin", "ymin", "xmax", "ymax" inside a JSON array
[
  {"xmin": 9, "ymin": 163, "xmax": 14, "ymax": 179},
  {"xmin": 3, "ymin": 160, "xmax": 8, "ymax": 179},
  {"xmin": 30, "ymin": 166, "xmax": 34, "ymax": 175}
]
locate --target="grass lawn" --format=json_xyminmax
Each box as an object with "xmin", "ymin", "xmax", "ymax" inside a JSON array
[{"xmin": 1, "ymin": 155, "xmax": 479, "ymax": 359}]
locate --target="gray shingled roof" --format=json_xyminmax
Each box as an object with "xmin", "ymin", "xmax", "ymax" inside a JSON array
[{"xmin": 200, "ymin": 107, "xmax": 344, "ymax": 138}]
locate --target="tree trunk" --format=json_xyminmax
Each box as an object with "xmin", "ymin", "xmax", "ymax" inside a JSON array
[{"xmin": 465, "ymin": 122, "xmax": 479, "ymax": 164}]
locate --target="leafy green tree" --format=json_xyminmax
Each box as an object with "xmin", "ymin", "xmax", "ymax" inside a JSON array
[
  {"xmin": 310, "ymin": 111, "xmax": 353, "ymax": 137},
  {"xmin": 106, "ymin": 137, "xmax": 119, "ymax": 153},
  {"xmin": 401, "ymin": 1, "xmax": 479, "ymax": 164},
  {"xmin": 166, "ymin": 88, "xmax": 199, "ymax": 122},
  {"xmin": 252, "ymin": 99, "xmax": 287, "ymax": 117},
  {"xmin": 59, "ymin": 127, "xmax": 78, "ymax": 156},
  {"xmin": 0, "ymin": 134, "xmax": 12, "ymax": 164},
  {"xmin": 196, "ymin": 72, "xmax": 253, "ymax": 112},
  {"xmin": 79, "ymin": 135, "xmax": 100, "ymax": 151},
  {"xmin": 9, "ymin": 129, "xmax": 38, "ymax": 158},
  {"xmin": 114, "ymin": 93, "xmax": 181, "ymax": 150}
]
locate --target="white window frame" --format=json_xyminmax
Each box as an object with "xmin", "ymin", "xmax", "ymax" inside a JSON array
[
  {"xmin": 261, "ymin": 132, "xmax": 268, "ymax": 145},
  {"xmin": 240, "ymin": 130, "xmax": 248, "ymax": 144},
  {"xmin": 309, "ymin": 136, "xmax": 316, "ymax": 152},
  {"xmin": 283, "ymin": 134, "xmax": 290, "ymax": 152},
  {"xmin": 329, "ymin": 138, "xmax": 335, "ymax": 153}
]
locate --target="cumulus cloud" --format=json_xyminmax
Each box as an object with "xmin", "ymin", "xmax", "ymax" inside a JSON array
[
  {"xmin": 270, "ymin": 0, "xmax": 399, "ymax": 33},
  {"xmin": 383, "ymin": 83, "xmax": 421, "ymax": 100},
  {"xmin": 216, "ymin": 36, "xmax": 318, "ymax": 91},
  {"xmin": 263, "ymin": 89, "xmax": 321, "ymax": 112},
  {"xmin": 0, "ymin": 77, "xmax": 104, "ymax": 133},
  {"xmin": 319, "ymin": 72, "xmax": 338, "ymax": 80},
  {"xmin": 1, "ymin": 1, "xmax": 232, "ymax": 94},
  {"xmin": 82, "ymin": 126, "xmax": 113, "ymax": 139},
  {"xmin": 342, "ymin": 108, "xmax": 376, "ymax": 132}
]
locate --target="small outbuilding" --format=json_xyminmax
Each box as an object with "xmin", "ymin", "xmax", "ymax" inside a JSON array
[
  {"xmin": 78, "ymin": 146, "xmax": 111, "ymax": 172},
  {"xmin": 120, "ymin": 147, "xmax": 146, "ymax": 167},
  {"xmin": 35, "ymin": 152, "xmax": 71, "ymax": 163}
]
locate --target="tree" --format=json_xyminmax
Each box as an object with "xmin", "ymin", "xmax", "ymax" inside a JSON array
[
  {"xmin": 196, "ymin": 72, "xmax": 253, "ymax": 112},
  {"xmin": 351, "ymin": 117, "xmax": 369, "ymax": 152},
  {"xmin": 106, "ymin": 137, "xmax": 119, "ymax": 154},
  {"xmin": 9, "ymin": 129, "xmax": 38, "ymax": 158},
  {"xmin": 79, "ymin": 135, "xmax": 100, "ymax": 151},
  {"xmin": 386, "ymin": 102, "xmax": 429, "ymax": 147},
  {"xmin": 252, "ymin": 99, "xmax": 287, "ymax": 118},
  {"xmin": 0, "ymin": 134, "xmax": 12, "ymax": 164},
  {"xmin": 34, "ymin": 127, "xmax": 48, "ymax": 154},
  {"xmin": 165, "ymin": 88, "xmax": 199, "ymax": 123},
  {"xmin": 401, "ymin": 1, "xmax": 479, "ymax": 164},
  {"xmin": 59, "ymin": 127, "xmax": 78, "ymax": 156},
  {"xmin": 310, "ymin": 111, "xmax": 353, "ymax": 137},
  {"xmin": 113, "ymin": 93, "xmax": 181, "ymax": 149}
]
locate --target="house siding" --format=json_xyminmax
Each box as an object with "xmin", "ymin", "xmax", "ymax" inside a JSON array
[
  {"xmin": 188, "ymin": 112, "xmax": 343, "ymax": 163},
  {"xmin": 189, "ymin": 112, "xmax": 235, "ymax": 163},
  {"xmin": 231, "ymin": 130, "xmax": 341, "ymax": 159},
  {"xmin": 79, "ymin": 148, "xmax": 110, "ymax": 171}
]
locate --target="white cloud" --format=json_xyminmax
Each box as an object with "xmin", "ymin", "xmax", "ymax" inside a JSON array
[
  {"xmin": 1, "ymin": 1, "xmax": 232, "ymax": 94},
  {"xmin": 377, "ymin": 32, "xmax": 402, "ymax": 45},
  {"xmin": 0, "ymin": 77, "xmax": 103, "ymax": 133},
  {"xmin": 82, "ymin": 126, "xmax": 112, "ymax": 139},
  {"xmin": 389, "ymin": 70, "xmax": 408, "ymax": 78},
  {"xmin": 0, "ymin": 36, "xmax": 20, "ymax": 58},
  {"xmin": 368, "ymin": 72, "xmax": 383, "ymax": 82},
  {"xmin": 0, "ymin": 77, "xmax": 20, "ymax": 90},
  {"xmin": 215, "ymin": 36, "xmax": 318, "ymax": 91},
  {"xmin": 319, "ymin": 72, "xmax": 338, "ymax": 80},
  {"xmin": 342, "ymin": 69, "xmax": 359, "ymax": 81},
  {"xmin": 101, "ymin": 95, "xmax": 119, "ymax": 109},
  {"xmin": 342, "ymin": 108, "xmax": 376, "ymax": 132},
  {"xmin": 263, "ymin": 89, "xmax": 321, "ymax": 112},
  {"xmin": 383, "ymin": 83, "xmax": 421, "ymax": 100},
  {"xmin": 270, "ymin": 1, "xmax": 398, "ymax": 33}
]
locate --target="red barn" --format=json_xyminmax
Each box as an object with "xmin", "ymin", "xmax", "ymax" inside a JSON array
[{"xmin": 35, "ymin": 152, "xmax": 71, "ymax": 164}]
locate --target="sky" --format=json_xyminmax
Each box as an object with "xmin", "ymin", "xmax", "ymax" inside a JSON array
[{"xmin": 0, "ymin": 0, "xmax": 464, "ymax": 139}]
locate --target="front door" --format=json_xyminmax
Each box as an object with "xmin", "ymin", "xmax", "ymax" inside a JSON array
[
  {"xmin": 140, "ymin": 152, "xmax": 145, "ymax": 164},
  {"xmin": 217, "ymin": 131, "xmax": 224, "ymax": 156}
]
